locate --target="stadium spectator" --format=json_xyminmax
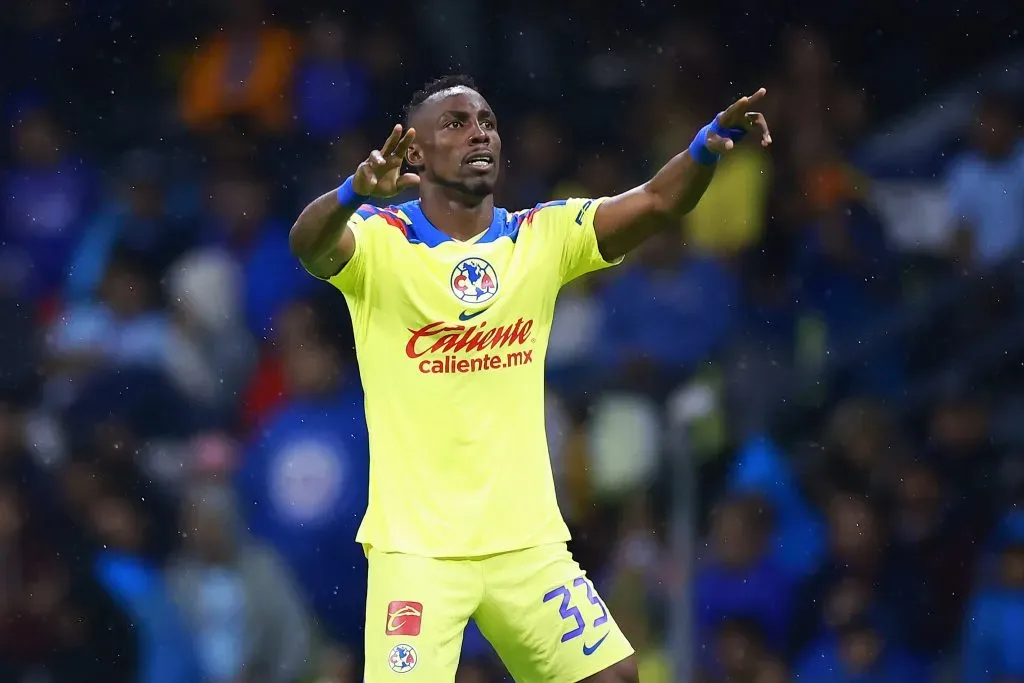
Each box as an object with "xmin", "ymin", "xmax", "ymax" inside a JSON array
[
  {"xmin": 1, "ymin": 106, "xmax": 95, "ymax": 304},
  {"xmin": 65, "ymin": 149, "xmax": 196, "ymax": 305},
  {"xmin": 236, "ymin": 294, "xmax": 368, "ymax": 648},
  {"xmin": 885, "ymin": 459, "xmax": 978, "ymax": 656},
  {"xmin": 699, "ymin": 618, "xmax": 779, "ymax": 683},
  {"xmin": 240, "ymin": 297, "xmax": 318, "ymax": 435},
  {"xmin": 695, "ymin": 495, "xmax": 794, "ymax": 668},
  {"xmin": 788, "ymin": 493, "xmax": 896, "ymax": 658},
  {"xmin": 598, "ymin": 230, "xmax": 739, "ymax": 398},
  {"xmin": 727, "ymin": 435, "xmax": 828, "ymax": 578},
  {"xmin": 683, "ymin": 144, "xmax": 773, "ymax": 256},
  {"xmin": 293, "ymin": 19, "xmax": 370, "ymax": 142},
  {"xmin": 946, "ymin": 93, "xmax": 1024, "ymax": 267},
  {"xmin": 48, "ymin": 245, "xmax": 174, "ymax": 407},
  {"xmin": 200, "ymin": 166, "xmax": 313, "ymax": 339},
  {"xmin": 87, "ymin": 492, "xmax": 200, "ymax": 683},
  {"xmin": 794, "ymin": 617, "xmax": 930, "ymax": 683},
  {"xmin": 164, "ymin": 249, "xmax": 257, "ymax": 421},
  {"xmin": 168, "ymin": 483, "xmax": 311, "ymax": 683},
  {"xmin": 178, "ymin": 0, "xmax": 297, "ymax": 135},
  {"xmin": 0, "ymin": 472, "xmax": 138, "ymax": 683},
  {"xmin": 962, "ymin": 540, "xmax": 1024, "ymax": 682}
]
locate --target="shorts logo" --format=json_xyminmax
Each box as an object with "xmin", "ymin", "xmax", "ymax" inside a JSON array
[
  {"xmin": 450, "ymin": 257, "xmax": 498, "ymax": 304},
  {"xmin": 388, "ymin": 644, "xmax": 418, "ymax": 673},
  {"xmin": 385, "ymin": 601, "xmax": 423, "ymax": 636},
  {"xmin": 582, "ymin": 632, "xmax": 609, "ymax": 656}
]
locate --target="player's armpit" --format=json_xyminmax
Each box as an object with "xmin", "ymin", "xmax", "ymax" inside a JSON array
[
  {"xmin": 593, "ymin": 150, "xmax": 715, "ymax": 261},
  {"xmin": 592, "ymin": 186, "xmax": 676, "ymax": 261},
  {"xmin": 300, "ymin": 239, "xmax": 352, "ymax": 280},
  {"xmin": 299, "ymin": 223, "xmax": 357, "ymax": 280}
]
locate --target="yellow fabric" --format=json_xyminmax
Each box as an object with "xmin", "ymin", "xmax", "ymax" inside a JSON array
[
  {"xmin": 323, "ymin": 199, "xmax": 620, "ymax": 557},
  {"xmin": 364, "ymin": 543, "xmax": 634, "ymax": 681}
]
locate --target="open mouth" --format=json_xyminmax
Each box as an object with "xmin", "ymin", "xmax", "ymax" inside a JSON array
[{"xmin": 463, "ymin": 151, "xmax": 495, "ymax": 170}]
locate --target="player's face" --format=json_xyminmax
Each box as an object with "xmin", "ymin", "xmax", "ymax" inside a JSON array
[{"xmin": 408, "ymin": 88, "xmax": 501, "ymax": 198}]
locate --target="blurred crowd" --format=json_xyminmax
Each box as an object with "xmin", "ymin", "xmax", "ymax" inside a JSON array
[{"xmin": 1, "ymin": 0, "xmax": 1023, "ymax": 682}]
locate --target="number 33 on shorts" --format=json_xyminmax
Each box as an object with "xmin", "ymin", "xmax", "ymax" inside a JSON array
[
  {"xmin": 480, "ymin": 560, "xmax": 633, "ymax": 682},
  {"xmin": 518, "ymin": 573, "xmax": 633, "ymax": 681},
  {"xmin": 543, "ymin": 576, "xmax": 610, "ymax": 653}
]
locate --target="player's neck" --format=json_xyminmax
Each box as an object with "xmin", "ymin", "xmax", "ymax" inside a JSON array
[{"xmin": 418, "ymin": 185, "xmax": 494, "ymax": 242}]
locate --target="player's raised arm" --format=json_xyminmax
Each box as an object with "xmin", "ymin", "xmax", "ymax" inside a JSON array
[
  {"xmin": 593, "ymin": 88, "xmax": 773, "ymax": 261},
  {"xmin": 289, "ymin": 124, "xmax": 420, "ymax": 278}
]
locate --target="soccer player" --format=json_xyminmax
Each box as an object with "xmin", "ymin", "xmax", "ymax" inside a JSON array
[{"xmin": 289, "ymin": 75, "xmax": 771, "ymax": 682}]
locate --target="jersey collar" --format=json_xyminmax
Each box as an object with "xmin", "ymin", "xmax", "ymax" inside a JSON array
[{"xmin": 401, "ymin": 200, "xmax": 508, "ymax": 247}]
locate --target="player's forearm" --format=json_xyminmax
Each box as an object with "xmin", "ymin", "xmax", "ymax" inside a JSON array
[
  {"xmin": 593, "ymin": 151, "xmax": 716, "ymax": 260},
  {"xmin": 596, "ymin": 94, "xmax": 769, "ymax": 261},
  {"xmin": 288, "ymin": 190, "xmax": 356, "ymax": 266},
  {"xmin": 594, "ymin": 112, "xmax": 744, "ymax": 260},
  {"xmin": 643, "ymin": 149, "xmax": 717, "ymax": 218},
  {"xmin": 644, "ymin": 107, "xmax": 760, "ymax": 218}
]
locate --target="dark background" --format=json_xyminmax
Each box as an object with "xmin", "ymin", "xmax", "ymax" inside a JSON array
[{"xmin": 0, "ymin": 0, "xmax": 1022, "ymax": 681}]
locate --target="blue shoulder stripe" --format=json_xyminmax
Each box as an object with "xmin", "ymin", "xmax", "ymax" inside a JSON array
[
  {"xmin": 507, "ymin": 199, "xmax": 570, "ymax": 237},
  {"xmin": 354, "ymin": 204, "xmax": 377, "ymax": 221}
]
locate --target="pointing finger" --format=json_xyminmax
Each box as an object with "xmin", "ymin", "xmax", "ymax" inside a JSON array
[
  {"xmin": 745, "ymin": 88, "xmax": 767, "ymax": 108},
  {"xmin": 722, "ymin": 96, "xmax": 747, "ymax": 120},
  {"xmin": 394, "ymin": 127, "xmax": 417, "ymax": 159},
  {"xmin": 719, "ymin": 88, "xmax": 768, "ymax": 127},
  {"xmin": 721, "ymin": 94, "xmax": 753, "ymax": 124},
  {"xmin": 722, "ymin": 88, "xmax": 767, "ymax": 118},
  {"xmin": 380, "ymin": 124, "xmax": 403, "ymax": 156}
]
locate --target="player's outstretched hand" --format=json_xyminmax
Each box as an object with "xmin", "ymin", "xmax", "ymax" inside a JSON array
[
  {"xmin": 706, "ymin": 88, "xmax": 773, "ymax": 154},
  {"xmin": 352, "ymin": 124, "xmax": 421, "ymax": 198}
]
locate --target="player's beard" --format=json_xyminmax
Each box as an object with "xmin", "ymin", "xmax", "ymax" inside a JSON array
[{"xmin": 433, "ymin": 170, "xmax": 495, "ymax": 200}]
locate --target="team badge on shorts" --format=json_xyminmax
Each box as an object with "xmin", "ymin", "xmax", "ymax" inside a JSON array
[
  {"xmin": 386, "ymin": 601, "xmax": 423, "ymax": 636},
  {"xmin": 388, "ymin": 644, "xmax": 418, "ymax": 673},
  {"xmin": 450, "ymin": 257, "xmax": 498, "ymax": 304}
]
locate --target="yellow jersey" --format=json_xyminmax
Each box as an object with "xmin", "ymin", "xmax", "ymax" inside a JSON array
[{"xmin": 322, "ymin": 197, "xmax": 619, "ymax": 557}]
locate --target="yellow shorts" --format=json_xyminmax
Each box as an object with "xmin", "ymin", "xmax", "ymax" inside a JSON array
[{"xmin": 364, "ymin": 543, "xmax": 634, "ymax": 682}]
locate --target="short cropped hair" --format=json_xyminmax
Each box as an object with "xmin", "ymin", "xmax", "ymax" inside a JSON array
[{"xmin": 403, "ymin": 74, "xmax": 479, "ymax": 125}]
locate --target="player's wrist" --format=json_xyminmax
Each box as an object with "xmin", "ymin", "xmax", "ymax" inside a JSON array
[
  {"xmin": 688, "ymin": 115, "xmax": 749, "ymax": 166},
  {"xmin": 337, "ymin": 175, "xmax": 370, "ymax": 209},
  {"xmin": 710, "ymin": 115, "xmax": 748, "ymax": 145},
  {"xmin": 688, "ymin": 123, "xmax": 721, "ymax": 166}
]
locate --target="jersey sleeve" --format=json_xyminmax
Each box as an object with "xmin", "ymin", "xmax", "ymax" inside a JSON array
[
  {"xmin": 324, "ymin": 206, "xmax": 377, "ymax": 296},
  {"xmin": 540, "ymin": 197, "xmax": 623, "ymax": 285}
]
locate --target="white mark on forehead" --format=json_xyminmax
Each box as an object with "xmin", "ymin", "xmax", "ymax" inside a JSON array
[{"xmin": 425, "ymin": 86, "xmax": 481, "ymax": 106}]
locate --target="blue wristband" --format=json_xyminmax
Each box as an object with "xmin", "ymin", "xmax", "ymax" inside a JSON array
[
  {"xmin": 336, "ymin": 176, "xmax": 368, "ymax": 209},
  {"xmin": 688, "ymin": 115, "xmax": 749, "ymax": 166},
  {"xmin": 688, "ymin": 124, "xmax": 720, "ymax": 165}
]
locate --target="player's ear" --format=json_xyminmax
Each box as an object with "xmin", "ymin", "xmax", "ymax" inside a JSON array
[{"xmin": 406, "ymin": 143, "xmax": 423, "ymax": 168}]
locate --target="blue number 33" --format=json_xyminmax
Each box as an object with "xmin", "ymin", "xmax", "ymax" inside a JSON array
[{"xmin": 542, "ymin": 576, "xmax": 610, "ymax": 642}]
